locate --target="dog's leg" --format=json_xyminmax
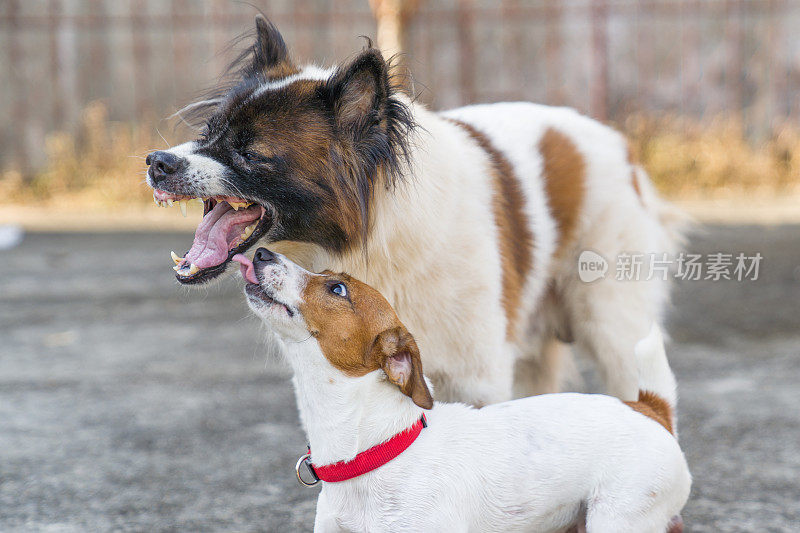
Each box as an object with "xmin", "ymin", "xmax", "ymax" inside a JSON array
[
  {"xmin": 572, "ymin": 308, "xmax": 650, "ymax": 400},
  {"xmin": 429, "ymin": 341, "xmax": 516, "ymax": 406},
  {"xmin": 585, "ymin": 498, "xmax": 675, "ymax": 533},
  {"xmin": 564, "ymin": 260, "xmax": 668, "ymax": 400},
  {"xmin": 313, "ymin": 492, "xmax": 345, "ymax": 532},
  {"xmin": 513, "ymin": 337, "xmax": 575, "ymax": 397}
]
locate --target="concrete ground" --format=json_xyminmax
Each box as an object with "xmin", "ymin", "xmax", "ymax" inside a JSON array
[{"xmin": 1, "ymin": 226, "xmax": 798, "ymax": 532}]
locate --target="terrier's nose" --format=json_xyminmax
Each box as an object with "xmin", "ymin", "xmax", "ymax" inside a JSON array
[
  {"xmin": 253, "ymin": 248, "xmax": 277, "ymax": 265},
  {"xmin": 146, "ymin": 151, "xmax": 183, "ymax": 184}
]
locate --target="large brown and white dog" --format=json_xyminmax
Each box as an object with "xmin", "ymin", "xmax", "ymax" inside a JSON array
[{"xmin": 146, "ymin": 16, "xmax": 680, "ymax": 405}]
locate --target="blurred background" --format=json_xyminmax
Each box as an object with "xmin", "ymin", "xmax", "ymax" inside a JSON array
[
  {"xmin": 1, "ymin": 0, "xmax": 800, "ymax": 215},
  {"xmin": 1, "ymin": 1, "xmax": 799, "ymax": 532}
]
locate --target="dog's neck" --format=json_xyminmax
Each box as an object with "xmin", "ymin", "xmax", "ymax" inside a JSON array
[{"xmin": 284, "ymin": 340, "xmax": 425, "ymax": 467}]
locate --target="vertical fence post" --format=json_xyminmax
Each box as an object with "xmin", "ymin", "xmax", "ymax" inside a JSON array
[
  {"xmin": 82, "ymin": 0, "xmax": 107, "ymax": 108},
  {"xmin": 172, "ymin": 0, "xmax": 190, "ymax": 101},
  {"xmin": 590, "ymin": 0, "xmax": 609, "ymax": 121},
  {"xmin": 456, "ymin": 0, "xmax": 476, "ymax": 104},
  {"xmin": 369, "ymin": 0, "xmax": 422, "ymax": 77},
  {"xmin": 48, "ymin": 0, "xmax": 64, "ymax": 128},
  {"xmin": 502, "ymin": 0, "xmax": 523, "ymax": 101},
  {"xmin": 679, "ymin": 0, "xmax": 699, "ymax": 117},
  {"xmin": 211, "ymin": 0, "xmax": 229, "ymax": 78},
  {"xmin": 725, "ymin": 0, "xmax": 745, "ymax": 126},
  {"xmin": 7, "ymin": 0, "xmax": 29, "ymax": 173},
  {"xmin": 544, "ymin": 0, "xmax": 563, "ymax": 105},
  {"xmin": 292, "ymin": 0, "xmax": 312, "ymax": 60},
  {"xmin": 767, "ymin": 0, "xmax": 786, "ymax": 124},
  {"xmin": 131, "ymin": 0, "xmax": 150, "ymax": 118}
]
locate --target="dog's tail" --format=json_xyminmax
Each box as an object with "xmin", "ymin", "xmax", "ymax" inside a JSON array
[{"xmin": 625, "ymin": 324, "xmax": 678, "ymax": 436}]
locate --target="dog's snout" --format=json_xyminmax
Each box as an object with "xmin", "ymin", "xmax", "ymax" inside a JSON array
[
  {"xmin": 253, "ymin": 248, "xmax": 277, "ymax": 265},
  {"xmin": 146, "ymin": 151, "xmax": 183, "ymax": 183}
]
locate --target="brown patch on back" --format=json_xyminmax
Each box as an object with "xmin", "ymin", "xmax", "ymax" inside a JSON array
[
  {"xmin": 625, "ymin": 390, "xmax": 674, "ymax": 434},
  {"xmin": 446, "ymin": 119, "xmax": 533, "ymax": 340},
  {"xmin": 538, "ymin": 128, "xmax": 585, "ymax": 257}
]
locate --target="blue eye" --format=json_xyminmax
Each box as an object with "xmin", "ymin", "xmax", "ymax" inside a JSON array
[{"xmin": 330, "ymin": 282, "xmax": 347, "ymax": 297}]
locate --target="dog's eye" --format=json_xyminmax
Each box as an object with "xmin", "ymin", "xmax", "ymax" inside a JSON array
[
  {"xmin": 242, "ymin": 151, "xmax": 258, "ymax": 163},
  {"xmin": 330, "ymin": 282, "xmax": 347, "ymax": 298}
]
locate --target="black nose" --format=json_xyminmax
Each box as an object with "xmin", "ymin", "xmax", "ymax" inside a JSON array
[
  {"xmin": 146, "ymin": 151, "xmax": 183, "ymax": 184},
  {"xmin": 253, "ymin": 248, "xmax": 277, "ymax": 265}
]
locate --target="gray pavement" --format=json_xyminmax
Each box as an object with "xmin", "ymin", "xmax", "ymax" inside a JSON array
[{"xmin": 1, "ymin": 226, "xmax": 799, "ymax": 532}]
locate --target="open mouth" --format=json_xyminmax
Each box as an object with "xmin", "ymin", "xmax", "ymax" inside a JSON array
[
  {"xmin": 153, "ymin": 189, "xmax": 273, "ymax": 284},
  {"xmin": 243, "ymin": 283, "xmax": 295, "ymax": 317},
  {"xmin": 233, "ymin": 253, "xmax": 295, "ymax": 317}
]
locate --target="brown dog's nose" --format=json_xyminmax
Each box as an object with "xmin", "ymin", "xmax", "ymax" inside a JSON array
[
  {"xmin": 146, "ymin": 151, "xmax": 184, "ymax": 184},
  {"xmin": 253, "ymin": 248, "xmax": 277, "ymax": 265}
]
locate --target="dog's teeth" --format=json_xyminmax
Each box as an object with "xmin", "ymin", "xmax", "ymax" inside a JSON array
[
  {"xmin": 170, "ymin": 251, "xmax": 183, "ymax": 265},
  {"xmin": 240, "ymin": 222, "xmax": 257, "ymax": 241},
  {"xmin": 229, "ymin": 201, "xmax": 249, "ymax": 210},
  {"xmin": 167, "ymin": 199, "xmax": 174, "ymax": 207},
  {"xmin": 174, "ymin": 262, "xmax": 200, "ymax": 276},
  {"xmin": 153, "ymin": 195, "xmax": 159, "ymax": 206},
  {"xmin": 179, "ymin": 200, "xmax": 188, "ymax": 217}
]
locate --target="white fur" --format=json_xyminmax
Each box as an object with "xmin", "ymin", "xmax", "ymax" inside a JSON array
[
  {"xmin": 635, "ymin": 325, "xmax": 678, "ymax": 408},
  {"xmin": 250, "ymin": 65, "xmax": 335, "ymax": 97},
  {"xmin": 246, "ymin": 256, "xmax": 691, "ymax": 533},
  {"xmin": 147, "ymin": 141, "xmax": 234, "ymax": 197}
]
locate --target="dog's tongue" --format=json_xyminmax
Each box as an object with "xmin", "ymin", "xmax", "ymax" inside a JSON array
[
  {"xmin": 232, "ymin": 254, "xmax": 258, "ymax": 284},
  {"xmin": 183, "ymin": 202, "xmax": 261, "ymax": 269}
]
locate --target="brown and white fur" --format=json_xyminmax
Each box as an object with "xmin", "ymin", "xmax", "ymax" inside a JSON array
[
  {"xmin": 242, "ymin": 248, "xmax": 690, "ymax": 532},
  {"xmin": 146, "ymin": 16, "xmax": 681, "ymax": 405}
]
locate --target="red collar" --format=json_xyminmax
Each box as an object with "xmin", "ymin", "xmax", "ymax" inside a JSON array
[{"xmin": 296, "ymin": 415, "xmax": 427, "ymax": 485}]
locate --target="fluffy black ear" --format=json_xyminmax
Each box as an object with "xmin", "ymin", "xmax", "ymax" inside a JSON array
[
  {"xmin": 252, "ymin": 15, "xmax": 290, "ymax": 73},
  {"xmin": 325, "ymin": 49, "xmax": 391, "ymax": 136}
]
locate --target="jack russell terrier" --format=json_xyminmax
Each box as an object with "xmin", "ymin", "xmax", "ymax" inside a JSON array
[{"xmin": 235, "ymin": 249, "xmax": 691, "ymax": 533}]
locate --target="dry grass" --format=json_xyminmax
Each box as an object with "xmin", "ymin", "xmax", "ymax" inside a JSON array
[
  {"xmin": 624, "ymin": 114, "xmax": 800, "ymax": 196},
  {"xmin": 0, "ymin": 101, "xmax": 176, "ymax": 209},
  {"xmin": 1, "ymin": 102, "xmax": 798, "ymax": 210}
]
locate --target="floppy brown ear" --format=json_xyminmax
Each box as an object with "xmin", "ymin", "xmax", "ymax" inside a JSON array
[{"xmin": 370, "ymin": 326, "xmax": 433, "ymax": 409}]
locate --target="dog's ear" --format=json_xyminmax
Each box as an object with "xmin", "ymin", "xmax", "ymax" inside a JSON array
[
  {"xmin": 370, "ymin": 326, "xmax": 433, "ymax": 409},
  {"xmin": 252, "ymin": 15, "xmax": 291, "ymax": 74},
  {"xmin": 325, "ymin": 48, "xmax": 390, "ymax": 136}
]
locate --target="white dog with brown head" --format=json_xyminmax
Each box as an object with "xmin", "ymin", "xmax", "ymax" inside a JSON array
[{"xmin": 238, "ymin": 248, "xmax": 690, "ymax": 533}]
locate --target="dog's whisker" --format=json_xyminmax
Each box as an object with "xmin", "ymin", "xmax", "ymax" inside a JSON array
[{"xmin": 155, "ymin": 128, "xmax": 171, "ymax": 149}]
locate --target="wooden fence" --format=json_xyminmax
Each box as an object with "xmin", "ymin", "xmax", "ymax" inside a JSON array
[{"xmin": 1, "ymin": 0, "xmax": 797, "ymax": 171}]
